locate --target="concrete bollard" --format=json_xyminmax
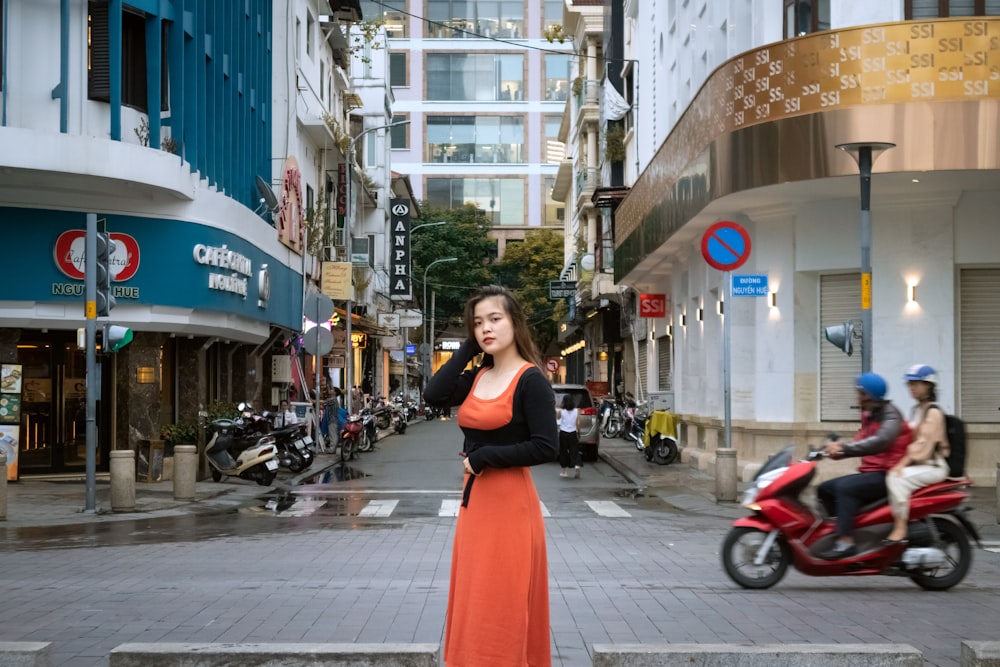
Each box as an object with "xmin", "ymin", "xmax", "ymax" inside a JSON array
[
  {"xmin": 0, "ymin": 451, "xmax": 7, "ymax": 520},
  {"xmin": 173, "ymin": 445, "xmax": 198, "ymax": 501},
  {"xmin": 110, "ymin": 450, "xmax": 136, "ymax": 512},
  {"xmin": 715, "ymin": 448, "xmax": 738, "ymax": 503}
]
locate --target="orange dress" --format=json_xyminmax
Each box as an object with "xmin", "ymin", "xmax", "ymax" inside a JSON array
[{"xmin": 444, "ymin": 364, "xmax": 552, "ymax": 667}]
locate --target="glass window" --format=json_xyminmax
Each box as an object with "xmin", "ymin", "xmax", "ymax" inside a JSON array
[
  {"xmin": 543, "ymin": 176, "xmax": 563, "ymax": 226},
  {"xmin": 544, "ymin": 114, "xmax": 565, "ymax": 163},
  {"xmin": 426, "ymin": 177, "xmax": 525, "ymax": 225},
  {"xmin": 545, "ymin": 54, "xmax": 571, "ymax": 101},
  {"xmin": 905, "ymin": 0, "xmax": 1000, "ymax": 17},
  {"xmin": 427, "ymin": 0, "xmax": 525, "ymax": 39},
  {"xmin": 427, "ymin": 115, "xmax": 524, "ymax": 163},
  {"xmin": 544, "ymin": 0, "xmax": 563, "ymax": 31},
  {"xmin": 427, "ymin": 53, "xmax": 524, "ymax": 101},
  {"xmin": 390, "ymin": 114, "xmax": 409, "ymax": 149},
  {"xmin": 390, "ymin": 52, "xmax": 408, "ymax": 86},
  {"xmin": 361, "ymin": 1, "xmax": 407, "ymax": 37},
  {"xmin": 306, "ymin": 12, "xmax": 314, "ymax": 57},
  {"xmin": 88, "ymin": 4, "xmax": 163, "ymax": 112},
  {"xmin": 783, "ymin": 0, "xmax": 828, "ymax": 36}
]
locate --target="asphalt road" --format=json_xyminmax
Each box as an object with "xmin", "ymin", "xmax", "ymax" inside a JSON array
[{"xmin": 1, "ymin": 417, "xmax": 998, "ymax": 666}]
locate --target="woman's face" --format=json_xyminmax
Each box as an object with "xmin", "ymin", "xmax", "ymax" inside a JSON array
[
  {"xmin": 908, "ymin": 379, "xmax": 930, "ymax": 400},
  {"xmin": 473, "ymin": 296, "xmax": 514, "ymax": 356}
]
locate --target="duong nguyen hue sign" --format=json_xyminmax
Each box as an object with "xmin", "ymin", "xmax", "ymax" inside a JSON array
[
  {"xmin": 638, "ymin": 293, "xmax": 667, "ymax": 318},
  {"xmin": 389, "ymin": 199, "xmax": 412, "ymax": 301}
]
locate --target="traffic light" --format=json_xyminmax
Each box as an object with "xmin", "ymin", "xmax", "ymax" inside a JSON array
[
  {"xmin": 103, "ymin": 324, "xmax": 133, "ymax": 352},
  {"xmin": 824, "ymin": 321, "xmax": 855, "ymax": 356},
  {"xmin": 95, "ymin": 231, "xmax": 115, "ymax": 316}
]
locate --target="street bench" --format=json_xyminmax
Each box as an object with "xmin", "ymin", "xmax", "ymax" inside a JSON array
[
  {"xmin": 592, "ymin": 643, "xmax": 923, "ymax": 666},
  {"xmin": 962, "ymin": 641, "xmax": 1000, "ymax": 667},
  {"xmin": 0, "ymin": 642, "xmax": 52, "ymax": 667},
  {"xmin": 109, "ymin": 642, "xmax": 439, "ymax": 666}
]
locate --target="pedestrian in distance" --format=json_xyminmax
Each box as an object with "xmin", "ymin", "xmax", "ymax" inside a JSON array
[
  {"xmin": 817, "ymin": 372, "xmax": 913, "ymax": 559},
  {"xmin": 556, "ymin": 393, "xmax": 582, "ymax": 478},
  {"xmin": 276, "ymin": 399, "xmax": 298, "ymax": 428},
  {"xmin": 424, "ymin": 284, "xmax": 559, "ymax": 667},
  {"xmin": 884, "ymin": 364, "xmax": 950, "ymax": 544}
]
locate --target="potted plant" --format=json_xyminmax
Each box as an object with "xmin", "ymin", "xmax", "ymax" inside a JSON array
[
  {"xmin": 160, "ymin": 421, "xmax": 198, "ymax": 455},
  {"xmin": 605, "ymin": 124, "xmax": 627, "ymax": 163}
]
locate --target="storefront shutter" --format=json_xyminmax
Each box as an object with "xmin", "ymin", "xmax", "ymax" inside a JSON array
[
  {"xmin": 637, "ymin": 339, "xmax": 648, "ymax": 395},
  {"xmin": 656, "ymin": 335, "xmax": 671, "ymax": 390},
  {"xmin": 959, "ymin": 268, "xmax": 1000, "ymax": 422},
  {"xmin": 820, "ymin": 273, "xmax": 862, "ymax": 421}
]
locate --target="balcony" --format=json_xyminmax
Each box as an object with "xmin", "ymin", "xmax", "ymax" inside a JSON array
[
  {"xmin": 575, "ymin": 166, "xmax": 599, "ymax": 208},
  {"xmin": 573, "ymin": 78, "xmax": 601, "ymax": 130}
]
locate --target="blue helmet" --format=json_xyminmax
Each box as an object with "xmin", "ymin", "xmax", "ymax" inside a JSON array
[
  {"xmin": 855, "ymin": 372, "xmax": 888, "ymax": 400},
  {"xmin": 904, "ymin": 364, "xmax": 938, "ymax": 385}
]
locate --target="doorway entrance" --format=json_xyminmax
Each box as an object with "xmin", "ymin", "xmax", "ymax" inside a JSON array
[{"xmin": 16, "ymin": 333, "xmax": 110, "ymax": 475}]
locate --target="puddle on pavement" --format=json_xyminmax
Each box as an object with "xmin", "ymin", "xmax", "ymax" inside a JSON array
[{"xmin": 303, "ymin": 464, "xmax": 370, "ymax": 484}]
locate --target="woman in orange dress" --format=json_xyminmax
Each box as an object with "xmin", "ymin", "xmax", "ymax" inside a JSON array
[{"xmin": 424, "ymin": 285, "xmax": 558, "ymax": 667}]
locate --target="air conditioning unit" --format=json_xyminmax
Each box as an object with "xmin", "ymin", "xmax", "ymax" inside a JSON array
[
  {"xmin": 334, "ymin": 228, "xmax": 345, "ymax": 246},
  {"xmin": 350, "ymin": 236, "xmax": 372, "ymax": 265},
  {"xmin": 322, "ymin": 246, "xmax": 336, "ymax": 261}
]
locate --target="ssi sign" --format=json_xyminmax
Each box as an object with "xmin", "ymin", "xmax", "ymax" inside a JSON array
[{"xmin": 638, "ymin": 294, "xmax": 666, "ymax": 318}]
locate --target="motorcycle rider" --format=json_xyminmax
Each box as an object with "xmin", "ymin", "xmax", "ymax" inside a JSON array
[{"xmin": 817, "ymin": 372, "xmax": 912, "ymax": 560}]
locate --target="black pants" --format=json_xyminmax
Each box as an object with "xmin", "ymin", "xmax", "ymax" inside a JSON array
[
  {"xmin": 817, "ymin": 471, "xmax": 888, "ymax": 537},
  {"xmin": 558, "ymin": 430, "xmax": 582, "ymax": 469}
]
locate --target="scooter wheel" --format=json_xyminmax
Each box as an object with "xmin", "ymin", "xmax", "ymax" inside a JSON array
[
  {"xmin": 721, "ymin": 526, "xmax": 790, "ymax": 589},
  {"xmin": 376, "ymin": 414, "xmax": 391, "ymax": 430},
  {"xmin": 907, "ymin": 517, "xmax": 972, "ymax": 591},
  {"xmin": 211, "ymin": 469, "xmax": 223, "ymax": 483},
  {"xmin": 287, "ymin": 451, "xmax": 308, "ymax": 473},
  {"xmin": 652, "ymin": 436, "xmax": 679, "ymax": 465},
  {"xmin": 256, "ymin": 470, "xmax": 277, "ymax": 487}
]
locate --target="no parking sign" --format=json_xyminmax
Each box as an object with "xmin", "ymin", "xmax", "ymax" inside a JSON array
[{"xmin": 701, "ymin": 221, "xmax": 751, "ymax": 271}]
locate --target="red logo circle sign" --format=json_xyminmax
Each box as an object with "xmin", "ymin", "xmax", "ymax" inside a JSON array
[
  {"xmin": 54, "ymin": 230, "xmax": 141, "ymax": 281},
  {"xmin": 701, "ymin": 220, "xmax": 751, "ymax": 271},
  {"xmin": 545, "ymin": 357, "xmax": 560, "ymax": 373}
]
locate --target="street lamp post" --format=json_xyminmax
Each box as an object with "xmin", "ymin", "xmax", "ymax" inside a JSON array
[
  {"xmin": 344, "ymin": 119, "xmax": 409, "ymax": 412},
  {"xmin": 834, "ymin": 141, "xmax": 895, "ymax": 374},
  {"xmin": 399, "ymin": 221, "xmax": 447, "ymax": 405},
  {"xmin": 422, "ymin": 257, "xmax": 458, "ymax": 390}
]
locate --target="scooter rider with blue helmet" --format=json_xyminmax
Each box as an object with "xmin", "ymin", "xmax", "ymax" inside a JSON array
[{"xmin": 816, "ymin": 372, "xmax": 913, "ymax": 560}]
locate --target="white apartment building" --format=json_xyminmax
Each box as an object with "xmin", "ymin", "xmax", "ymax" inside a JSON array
[
  {"xmin": 600, "ymin": 0, "xmax": 1000, "ymax": 483},
  {"xmin": 363, "ymin": 0, "xmax": 571, "ymax": 257}
]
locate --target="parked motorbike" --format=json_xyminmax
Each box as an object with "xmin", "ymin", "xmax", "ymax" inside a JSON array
[
  {"xmin": 599, "ymin": 398, "xmax": 621, "ymax": 439},
  {"xmin": 623, "ymin": 403, "xmax": 679, "ymax": 465},
  {"xmin": 721, "ymin": 445, "xmax": 981, "ymax": 590},
  {"xmin": 356, "ymin": 408, "xmax": 377, "ymax": 453},
  {"xmin": 267, "ymin": 423, "xmax": 314, "ymax": 473},
  {"xmin": 367, "ymin": 396, "xmax": 392, "ymax": 430},
  {"xmin": 205, "ymin": 418, "xmax": 279, "ymax": 486},
  {"xmin": 392, "ymin": 397, "xmax": 409, "ymax": 434},
  {"xmin": 338, "ymin": 414, "xmax": 363, "ymax": 461}
]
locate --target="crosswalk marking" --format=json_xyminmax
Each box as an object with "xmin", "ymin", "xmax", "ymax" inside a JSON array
[
  {"xmin": 585, "ymin": 500, "xmax": 632, "ymax": 517},
  {"xmin": 439, "ymin": 499, "xmax": 461, "ymax": 517},
  {"xmin": 358, "ymin": 499, "xmax": 399, "ymax": 517},
  {"xmin": 267, "ymin": 497, "xmax": 634, "ymax": 519}
]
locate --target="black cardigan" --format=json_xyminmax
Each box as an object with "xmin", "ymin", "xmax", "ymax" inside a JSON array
[{"xmin": 424, "ymin": 338, "xmax": 558, "ymax": 474}]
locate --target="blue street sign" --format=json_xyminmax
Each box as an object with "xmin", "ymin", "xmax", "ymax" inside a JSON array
[
  {"xmin": 405, "ymin": 344, "xmax": 417, "ymax": 355},
  {"xmin": 732, "ymin": 274, "xmax": 769, "ymax": 296}
]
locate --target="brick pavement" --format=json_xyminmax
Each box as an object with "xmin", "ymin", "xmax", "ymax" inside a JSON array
[{"xmin": 0, "ymin": 425, "xmax": 998, "ymax": 667}]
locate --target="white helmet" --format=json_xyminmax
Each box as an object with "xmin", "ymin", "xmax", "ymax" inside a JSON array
[{"xmin": 904, "ymin": 364, "xmax": 938, "ymax": 385}]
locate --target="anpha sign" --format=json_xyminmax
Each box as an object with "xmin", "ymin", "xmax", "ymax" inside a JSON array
[{"xmin": 389, "ymin": 199, "xmax": 411, "ymax": 301}]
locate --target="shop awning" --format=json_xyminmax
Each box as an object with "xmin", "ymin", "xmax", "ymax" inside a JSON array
[{"xmin": 334, "ymin": 307, "xmax": 393, "ymax": 336}]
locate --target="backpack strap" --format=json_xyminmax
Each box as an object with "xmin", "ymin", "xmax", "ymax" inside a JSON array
[{"xmin": 926, "ymin": 402, "xmax": 947, "ymax": 456}]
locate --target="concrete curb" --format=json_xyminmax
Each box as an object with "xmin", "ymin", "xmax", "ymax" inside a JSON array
[
  {"xmin": 108, "ymin": 642, "xmax": 440, "ymax": 667},
  {"xmin": 592, "ymin": 643, "xmax": 923, "ymax": 666},
  {"xmin": 0, "ymin": 642, "xmax": 52, "ymax": 667}
]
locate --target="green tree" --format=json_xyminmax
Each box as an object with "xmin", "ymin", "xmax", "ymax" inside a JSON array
[
  {"xmin": 494, "ymin": 228, "xmax": 566, "ymax": 355},
  {"xmin": 411, "ymin": 204, "xmax": 495, "ymax": 345}
]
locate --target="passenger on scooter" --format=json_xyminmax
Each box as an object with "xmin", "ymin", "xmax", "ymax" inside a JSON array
[
  {"xmin": 884, "ymin": 364, "xmax": 950, "ymax": 544},
  {"xmin": 817, "ymin": 372, "xmax": 912, "ymax": 560}
]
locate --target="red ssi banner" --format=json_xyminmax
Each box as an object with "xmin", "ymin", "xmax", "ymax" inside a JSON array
[{"xmin": 638, "ymin": 293, "xmax": 666, "ymax": 318}]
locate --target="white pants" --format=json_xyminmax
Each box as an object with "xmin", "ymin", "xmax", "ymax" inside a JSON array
[{"xmin": 886, "ymin": 458, "xmax": 949, "ymax": 521}]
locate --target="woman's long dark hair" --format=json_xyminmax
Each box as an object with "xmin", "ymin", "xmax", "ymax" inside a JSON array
[{"xmin": 464, "ymin": 285, "xmax": 542, "ymax": 369}]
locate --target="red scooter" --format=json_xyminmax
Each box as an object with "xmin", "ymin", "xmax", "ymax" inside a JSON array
[{"xmin": 721, "ymin": 445, "xmax": 980, "ymax": 590}]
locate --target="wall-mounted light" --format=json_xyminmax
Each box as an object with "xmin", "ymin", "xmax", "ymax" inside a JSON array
[
  {"xmin": 768, "ymin": 291, "xmax": 777, "ymax": 308},
  {"xmin": 666, "ymin": 324, "xmax": 673, "ymax": 336},
  {"xmin": 136, "ymin": 367, "xmax": 156, "ymax": 384},
  {"xmin": 716, "ymin": 300, "xmax": 724, "ymax": 315},
  {"xmin": 680, "ymin": 313, "xmax": 687, "ymax": 326},
  {"xmin": 907, "ymin": 282, "xmax": 917, "ymax": 303},
  {"xmin": 696, "ymin": 307, "xmax": 703, "ymax": 321}
]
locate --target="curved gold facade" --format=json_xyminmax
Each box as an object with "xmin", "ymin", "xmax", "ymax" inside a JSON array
[{"xmin": 616, "ymin": 18, "xmax": 1000, "ymax": 281}]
